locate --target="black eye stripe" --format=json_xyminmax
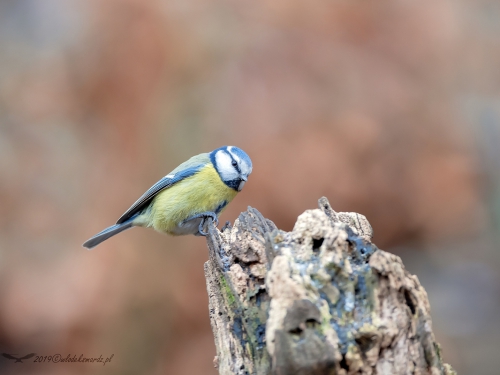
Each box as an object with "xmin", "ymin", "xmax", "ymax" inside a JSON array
[{"xmin": 228, "ymin": 154, "xmax": 240, "ymax": 172}]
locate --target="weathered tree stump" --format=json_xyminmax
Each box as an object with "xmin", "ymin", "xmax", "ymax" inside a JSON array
[{"xmin": 204, "ymin": 197, "xmax": 456, "ymax": 375}]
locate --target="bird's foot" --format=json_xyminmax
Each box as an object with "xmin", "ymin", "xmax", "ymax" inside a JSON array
[{"xmin": 183, "ymin": 212, "xmax": 219, "ymax": 236}]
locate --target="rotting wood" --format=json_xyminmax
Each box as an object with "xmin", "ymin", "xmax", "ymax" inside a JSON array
[{"xmin": 204, "ymin": 197, "xmax": 456, "ymax": 375}]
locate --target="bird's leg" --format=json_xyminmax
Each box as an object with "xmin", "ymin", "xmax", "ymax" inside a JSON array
[
  {"xmin": 182, "ymin": 211, "xmax": 219, "ymax": 236},
  {"xmin": 198, "ymin": 212, "xmax": 219, "ymax": 236}
]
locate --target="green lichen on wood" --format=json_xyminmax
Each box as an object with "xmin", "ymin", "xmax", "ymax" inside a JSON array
[
  {"xmin": 240, "ymin": 271, "xmax": 272, "ymax": 370},
  {"xmin": 220, "ymin": 274, "xmax": 236, "ymax": 307}
]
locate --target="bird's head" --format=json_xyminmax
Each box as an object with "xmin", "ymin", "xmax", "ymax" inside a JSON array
[{"xmin": 210, "ymin": 146, "xmax": 252, "ymax": 191}]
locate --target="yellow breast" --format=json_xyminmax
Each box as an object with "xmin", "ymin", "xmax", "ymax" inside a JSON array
[{"xmin": 143, "ymin": 164, "xmax": 238, "ymax": 234}]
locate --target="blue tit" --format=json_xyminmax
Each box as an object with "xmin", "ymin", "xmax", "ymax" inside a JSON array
[{"xmin": 83, "ymin": 146, "xmax": 252, "ymax": 249}]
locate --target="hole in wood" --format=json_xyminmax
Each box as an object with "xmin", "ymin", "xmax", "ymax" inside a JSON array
[
  {"xmin": 404, "ymin": 289, "xmax": 416, "ymax": 315},
  {"xmin": 355, "ymin": 334, "xmax": 377, "ymax": 352},
  {"xmin": 305, "ymin": 318, "xmax": 318, "ymax": 329},
  {"xmin": 289, "ymin": 327, "xmax": 303, "ymax": 335},
  {"xmin": 339, "ymin": 354, "xmax": 348, "ymax": 370},
  {"xmin": 312, "ymin": 237, "xmax": 324, "ymax": 252}
]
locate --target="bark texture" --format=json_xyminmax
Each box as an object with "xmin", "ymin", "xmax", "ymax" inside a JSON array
[{"xmin": 204, "ymin": 197, "xmax": 456, "ymax": 375}]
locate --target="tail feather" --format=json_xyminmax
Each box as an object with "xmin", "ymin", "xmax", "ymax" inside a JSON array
[{"xmin": 83, "ymin": 220, "xmax": 134, "ymax": 249}]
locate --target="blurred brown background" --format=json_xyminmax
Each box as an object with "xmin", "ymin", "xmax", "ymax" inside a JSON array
[{"xmin": 0, "ymin": 0, "xmax": 499, "ymax": 374}]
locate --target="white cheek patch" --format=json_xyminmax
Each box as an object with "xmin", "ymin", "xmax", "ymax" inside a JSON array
[
  {"xmin": 238, "ymin": 180, "xmax": 246, "ymax": 191},
  {"xmin": 215, "ymin": 150, "xmax": 239, "ymax": 181}
]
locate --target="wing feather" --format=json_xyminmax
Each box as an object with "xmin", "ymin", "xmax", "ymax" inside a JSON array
[{"xmin": 116, "ymin": 153, "xmax": 211, "ymax": 224}]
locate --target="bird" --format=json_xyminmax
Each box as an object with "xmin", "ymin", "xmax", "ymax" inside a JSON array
[
  {"xmin": 83, "ymin": 146, "xmax": 252, "ymax": 249},
  {"xmin": 2, "ymin": 353, "xmax": 36, "ymax": 363}
]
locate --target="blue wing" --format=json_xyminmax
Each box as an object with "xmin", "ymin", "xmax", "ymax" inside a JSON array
[{"xmin": 116, "ymin": 164, "xmax": 205, "ymax": 224}]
